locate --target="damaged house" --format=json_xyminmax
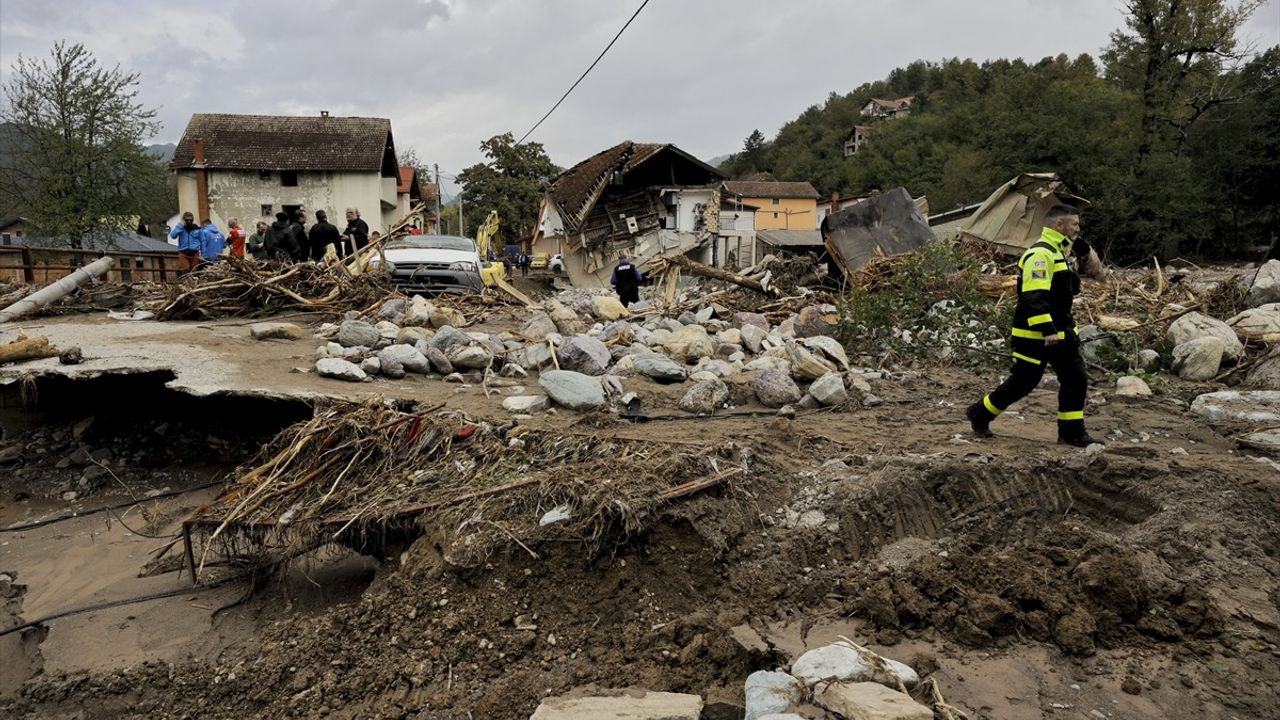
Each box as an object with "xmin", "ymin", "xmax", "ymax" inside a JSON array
[{"xmin": 533, "ymin": 141, "xmax": 725, "ymax": 287}]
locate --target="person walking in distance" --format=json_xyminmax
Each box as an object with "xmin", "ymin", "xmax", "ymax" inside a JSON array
[
  {"xmin": 966, "ymin": 205, "xmax": 1101, "ymax": 447},
  {"xmin": 610, "ymin": 255, "xmax": 643, "ymax": 308}
]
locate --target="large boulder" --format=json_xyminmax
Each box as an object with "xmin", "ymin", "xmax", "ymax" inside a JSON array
[
  {"xmin": 378, "ymin": 344, "xmax": 430, "ymax": 373},
  {"xmin": 745, "ymin": 671, "xmax": 804, "ymax": 720},
  {"xmin": 544, "ymin": 299, "xmax": 585, "ymax": 335},
  {"xmin": 1172, "ymin": 337, "xmax": 1225, "ymax": 381},
  {"xmin": 809, "ymin": 372, "xmax": 849, "ymax": 407},
  {"xmin": 557, "ymin": 334, "xmax": 612, "ymax": 376},
  {"xmin": 591, "ymin": 295, "xmax": 630, "ymax": 321},
  {"xmin": 403, "ymin": 295, "xmax": 435, "ymax": 327},
  {"xmin": 755, "ymin": 369, "xmax": 802, "ymax": 408},
  {"xmin": 315, "ymin": 358, "xmax": 367, "ymax": 382},
  {"xmin": 1248, "ymin": 259, "xmax": 1280, "ymax": 307},
  {"xmin": 1228, "ymin": 304, "xmax": 1280, "ymax": 340},
  {"xmin": 1246, "ymin": 347, "xmax": 1280, "ymax": 390},
  {"xmin": 426, "ymin": 325, "xmax": 472, "ymax": 353},
  {"xmin": 519, "ymin": 312, "xmax": 559, "ymax": 340},
  {"xmin": 633, "ymin": 353, "xmax": 688, "ymax": 383},
  {"xmin": 678, "ymin": 379, "xmax": 729, "ymax": 414},
  {"xmin": 1190, "ymin": 390, "xmax": 1280, "ymax": 423},
  {"xmin": 795, "ymin": 304, "xmax": 839, "ymax": 338},
  {"xmin": 538, "ymin": 370, "xmax": 606, "ymax": 410},
  {"xmin": 791, "ymin": 643, "xmax": 918, "ymax": 689},
  {"xmin": 249, "ymin": 322, "xmax": 304, "ymax": 341},
  {"xmin": 1167, "ymin": 312, "xmax": 1244, "ymax": 361},
  {"xmin": 447, "ymin": 344, "xmax": 494, "ymax": 370},
  {"xmin": 664, "ymin": 325, "xmax": 716, "ymax": 363},
  {"xmin": 336, "ymin": 320, "xmax": 381, "ymax": 348}
]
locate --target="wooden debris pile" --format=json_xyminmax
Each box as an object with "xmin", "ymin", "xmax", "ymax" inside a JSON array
[
  {"xmin": 182, "ymin": 402, "xmax": 753, "ymax": 576},
  {"xmin": 150, "ymin": 257, "xmax": 399, "ymax": 320}
]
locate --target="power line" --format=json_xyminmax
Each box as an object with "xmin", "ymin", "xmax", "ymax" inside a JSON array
[{"xmin": 516, "ymin": 0, "xmax": 652, "ymax": 145}]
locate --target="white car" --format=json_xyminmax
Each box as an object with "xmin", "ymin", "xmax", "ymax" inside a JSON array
[
  {"xmin": 548, "ymin": 254, "xmax": 565, "ymax": 275},
  {"xmin": 373, "ymin": 234, "xmax": 485, "ymax": 294}
]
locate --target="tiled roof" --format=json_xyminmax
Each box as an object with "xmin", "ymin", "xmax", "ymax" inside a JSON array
[
  {"xmin": 546, "ymin": 141, "xmax": 723, "ymax": 232},
  {"xmin": 397, "ymin": 166, "xmax": 416, "ymax": 194},
  {"xmin": 723, "ymin": 180, "xmax": 820, "ymax": 200},
  {"xmin": 170, "ymin": 114, "xmax": 393, "ymax": 172},
  {"xmin": 867, "ymin": 96, "xmax": 914, "ymax": 110}
]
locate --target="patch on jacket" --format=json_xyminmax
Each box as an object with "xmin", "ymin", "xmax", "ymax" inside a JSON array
[{"xmin": 1031, "ymin": 270, "xmax": 1047, "ymax": 280}]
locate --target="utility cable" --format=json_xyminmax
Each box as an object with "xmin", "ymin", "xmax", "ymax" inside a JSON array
[{"xmin": 516, "ymin": 0, "xmax": 651, "ymax": 145}]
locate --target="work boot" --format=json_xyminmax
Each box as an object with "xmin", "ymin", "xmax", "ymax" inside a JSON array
[
  {"xmin": 1057, "ymin": 421, "xmax": 1102, "ymax": 448},
  {"xmin": 966, "ymin": 402, "xmax": 994, "ymax": 438}
]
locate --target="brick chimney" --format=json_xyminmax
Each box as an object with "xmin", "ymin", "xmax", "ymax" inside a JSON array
[
  {"xmin": 193, "ymin": 140, "xmax": 210, "ymax": 222},
  {"xmin": 320, "ymin": 110, "xmax": 330, "ymax": 118}
]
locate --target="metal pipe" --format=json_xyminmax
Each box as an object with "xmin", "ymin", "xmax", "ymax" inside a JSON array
[{"xmin": 0, "ymin": 255, "xmax": 116, "ymax": 324}]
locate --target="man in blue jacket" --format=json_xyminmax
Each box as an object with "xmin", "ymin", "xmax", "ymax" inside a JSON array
[
  {"xmin": 169, "ymin": 211, "xmax": 202, "ymax": 275},
  {"xmin": 199, "ymin": 219, "xmax": 226, "ymax": 265}
]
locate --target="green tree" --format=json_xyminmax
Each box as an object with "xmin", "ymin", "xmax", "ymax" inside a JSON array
[
  {"xmin": 455, "ymin": 133, "xmax": 558, "ymax": 244},
  {"xmin": 0, "ymin": 42, "xmax": 165, "ymax": 247}
]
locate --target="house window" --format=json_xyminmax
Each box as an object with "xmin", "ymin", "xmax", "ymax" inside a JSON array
[
  {"xmin": 259, "ymin": 170, "xmax": 271, "ymax": 181},
  {"xmin": 771, "ymin": 197, "xmax": 780, "ymax": 205},
  {"xmin": 772, "ymin": 212, "xmax": 779, "ymax": 219},
  {"xmin": 260, "ymin": 204, "xmax": 273, "ymax": 216},
  {"xmin": 1, "ymin": 233, "xmax": 9, "ymax": 245},
  {"xmin": 280, "ymin": 171, "xmax": 299, "ymax": 187}
]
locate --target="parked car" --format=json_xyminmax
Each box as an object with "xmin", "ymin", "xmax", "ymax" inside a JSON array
[
  {"xmin": 371, "ymin": 234, "xmax": 485, "ymax": 294},
  {"xmin": 548, "ymin": 254, "xmax": 565, "ymax": 275}
]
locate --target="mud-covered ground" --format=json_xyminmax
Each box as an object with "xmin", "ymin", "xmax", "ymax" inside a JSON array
[{"xmin": 2, "ymin": 337, "xmax": 1279, "ymax": 719}]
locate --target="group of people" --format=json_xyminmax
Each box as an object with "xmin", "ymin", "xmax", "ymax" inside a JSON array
[
  {"xmin": 170, "ymin": 207, "xmax": 375, "ymax": 274},
  {"xmin": 501, "ymin": 241, "xmax": 532, "ymax": 278}
]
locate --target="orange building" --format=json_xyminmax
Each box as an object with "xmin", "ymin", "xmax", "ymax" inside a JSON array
[{"xmin": 722, "ymin": 180, "xmax": 819, "ymax": 231}]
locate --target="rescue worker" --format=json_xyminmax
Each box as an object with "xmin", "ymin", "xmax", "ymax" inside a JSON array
[
  {"xmin": 966, "ymin": 205, "xmax": 1101, "ymax": 447},
  {"xmin": 610, "ymin": 255, "xmax": 643, "ymax": 307}
]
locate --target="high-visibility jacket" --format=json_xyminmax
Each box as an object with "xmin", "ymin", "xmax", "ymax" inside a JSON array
[{"xmin": 1010, "ymin": 227, "xmax": 1080, "ymax": 364}]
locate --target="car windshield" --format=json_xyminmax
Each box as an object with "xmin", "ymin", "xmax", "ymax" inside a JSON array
[{"xmin": 388, "ymin": 235, "xmax": 475, "ymax": 252}]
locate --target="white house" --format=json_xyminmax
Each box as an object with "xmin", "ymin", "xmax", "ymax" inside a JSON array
[{"xmin": 169, "ymin": 112, "xmax": 403, "ymax": 235}]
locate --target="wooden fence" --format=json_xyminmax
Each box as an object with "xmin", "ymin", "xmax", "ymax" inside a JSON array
[{"xmin": 0, "ymin": 246, "xmax": 178, "ymax": 285}]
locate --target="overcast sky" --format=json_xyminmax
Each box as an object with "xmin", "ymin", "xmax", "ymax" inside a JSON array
[{"xmin": 2, "ymin": 0, "xmax": 1277, "ymax": 195}]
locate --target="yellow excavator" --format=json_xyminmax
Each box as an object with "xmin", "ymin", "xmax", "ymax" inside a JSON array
[{"xmin": 474, "ymin": 210, "xmax": 505, "ymax": 287}]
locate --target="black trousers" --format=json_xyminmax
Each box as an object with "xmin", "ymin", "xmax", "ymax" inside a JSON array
[{"xmin": 982, "ymin": 337, "xmax": 1088, "ymax": 428}]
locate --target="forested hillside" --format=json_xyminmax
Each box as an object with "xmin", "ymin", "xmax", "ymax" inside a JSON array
[{"xmin": 721, "ymin": 2, "xmax": 1279, "ymax": 262}]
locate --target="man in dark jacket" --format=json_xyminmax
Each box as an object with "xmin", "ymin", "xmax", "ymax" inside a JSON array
[
  {"xmin": 263, "ymin": 212, "xmax": 298, "ymax": 262},
  {"xmin": 288, "ymin": 210, "xmax": 309, "ymax": 262},
  {"xmin": 308, "ymin": 210, "xmax": 341, "ymax": 261},
  {"xmin": 610, "ymin": 256, "xmax": 643, "ymax": 307},
  {"xmin": 341, "ymin": 207, "xmax": 369, "ymax": 257}
]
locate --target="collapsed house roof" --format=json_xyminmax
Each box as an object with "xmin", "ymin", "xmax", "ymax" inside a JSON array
[
  {"xmin": 823, "ymin": 187, "xmax": 935, "ymax": 281},
  {"xmin": 723, "ymin": 181, "xmax": 820, "ymax": 200},
  {"xmin": 758, "ymin": 229, "xmax": 824, "ymax": 248},
  {"xmin": 960, "ymin": 173, "xmax": 1090, "ymax": 255},
  {"xmin": 170, "ymin": 113, "xmax": 396, "ymax": 174},
  {"xmin": 545, "ymin": 141, "xmax": 725, "ymax": 233}
]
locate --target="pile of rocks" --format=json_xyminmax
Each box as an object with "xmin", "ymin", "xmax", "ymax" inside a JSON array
[
  {"xmin": 308, "ymin": 292, "xmax": 878, "ymax": 417},
  {"xmin": 744, "ymin": 641, "xmax": 929, "ymax": 720}
]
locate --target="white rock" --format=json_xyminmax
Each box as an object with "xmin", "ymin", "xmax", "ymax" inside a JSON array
[
  {"xmin": 810, "ymin": 372, "xmax": 849, "ymax": 406},
  {"xmin": 1190, "ymin": 390, "xmax": 1280, "ymax": 423},
  {"xmin": 800, "ymin": 336, "xmax": 851, "ymax": 371},
  {"xmin": 447, "ymin": 344, "xmax": 494, "ymax": 370},
  {"xmin": 539, "ymin": 370, "xmax": 606, "ymax": 410},
  {"xmin": 1115, "ymin": 376, "xmax": 1152, "ymax": 397},
  {"xmin": 787, "ymin": 339, "xmax": 836, "ymax": 381},
  {"xmin": 813, "ymin": 681, "xmax": 932, "ymax": 720},
  {"xmin": 403, "ymin": 295, "xmax": 435, "ymax": 327},
  {"xmin": 791, "ymin": 643, "xmax": 918, "ymax": 689},
  {"xmin": 379, "ymin": 344, "xmax": 431, "ymax": 373},
  {"xmin": 1248, "ymin": 259, "xmax": 1280, "ymax": 307},
  {"xmin": 360, "ymin": 357, "xmax": 381, "ymax": 376},
  {"xmin": 591, "ymin": 295, "xmax": 630, "ymax": 321},
  {"xmin": 1172, "ymin": 336, "xmax": 1225, "ymax": 381},
  {"xmin": 315, "ymin": 358, "xmax": 367, "ymax": 382},
  {"xmin": 740, "ymin": 324, "xmax": 768, "ymax": 354},
  {"xmin": 1167, "ymin": 312, "xmax": 1244, "ymax": 361},
  {"xmin": 1227, "ymin": 305, "xmax": 1280, "ymax": 338},
  {"xmin": 664, "ymin": 325, "xmax": 715, "ymax": 363},
  {"xmin": 503, "ymin": 395, "xmax": 551, "ymax": 414},
  {"xmin": 375, "ymin": 320, "xmax": 401, "ymax": 341},
  {"xmin": 678, "ymin": 379, "xmax": 730, "ymax": 414},
  {"xmin": 716, "ymin": 328, "xmax": 743, "ymax": 346},
  {"xmin": 745, "ymin": 671, "xmax": 804, "ymax": 720}
]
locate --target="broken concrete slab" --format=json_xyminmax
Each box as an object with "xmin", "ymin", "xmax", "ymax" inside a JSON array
[
  {"xmin": 528, "ymin": 688, "xmax": 703, "ymax": 720},
  {"xmin": 824, "ymin": 187, "xmax": 935, "ymax": 281},
  {"xmin": 813, "ymin": 681, "xmax": 932, "ymax": 720}
]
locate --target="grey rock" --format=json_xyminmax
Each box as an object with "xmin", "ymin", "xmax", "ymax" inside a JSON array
[
  {"xmin": 600, "ymin": 320, "xmax": 634, "ymax": 344},
  {"xmin": 740, "ymin": 323, "xmax": 767, "ymax": 354},
  {"xmin": 801, "ymin": 336, "xmax": 851, "ymax": 371},
  {"xmin": 1172, "ymin": 336, "xmax": 1225, "ymax": 381},
  {"xmin": 745, "ymin": 670, "xmax": 804, "ymax": 720},
  {"xmin": 678, "ymin": 379, "xmax": 730, "ymax": 414},
  {"xmin": 538, "ymin": 370, "xmax": 606, "ymax": 410},
  {"xmin": 499, "ymin": 363, "xmax": 528, "ymax": 378},
  {"xmin": 378, "ymin": 298, "xmax": 406, "ymax": 318},
  {"xmin": 336, "ymin": 320, "xmax": 381, "ymax": 348},
  {"xmin": 375, "ymin": 320, "xmax": 401, "ymax": 341},
  {"xmin": 423, "ymin": 346, "xmax": 453, "ymax": 375},
  {"xmin": 664, "ymin": 325, "xmax": 715, "ymax": 362},
  {"xmin": 360, "ymin": 357, "xmax": 382, "ymax": 376},
  {"xmin": 791, "ymin": 643, "xmax": 918, "ymax": 689},
  {"xmin": 1115, "ymin": 376, "xmax": 1152, "ymax": 397},
  {"xmin": 380, "ymin": 356, "xmax": 406, "ymax": 379},
  {"xmin": 520, "ymin": 311, "xmax": 559, "ymax": 339},
  {"xmin": 1190, "ymin": 390, "xmax": 1280, "ymax": 423},
  {"xmin": 695, "ymin": 306, "xmax": 715, "ymax": 324},
  {"xmin": 1167, "ymin": 312, "xmax": 1244, "ymax": 361},
  {"xmin": 315, "ymin": 357, "xmax": 368, "ymax": 382},
  {"xmin": 810, "ymin": 372, "xmax": 849, "ymax": 406},
  {"xmin": 509, "ymin": 342, "xmax": 554, "ymax": 370},
  {"xmin": 1135, "ymin": 348, "xmax": 1162, "ymax": 372},
  {"xmin": 503, "ymin": 395, "xmax": 551, "ymax": 414},
  {"xmin": 633, "ymin": 353, "xmax": 688, "ymax": 383},
  {"xmin": 396, "ymin": 326, "xmax": 433, "ymax": 345},
  {"xmin": 677, "ymin": 311, "xmax": 699, "ymax": 326},
  {"xmin": 732, "ymin": 312, "xmax": 769, "ymax": 331},
  {"xmin": 756, "ymin": 369, "xmax": 803, "ymax": 408},
  {"xmin": 795, "ymin": 304, "xmax": 838, "ymax": 338},
  {"xmin": 426, "ymin": 325, "xmax": 472, "ymax": 353},
  {"xmin": 447, "ymin": 344, "xmax": 494, "ymax": 370},
  {"xmin": 1248, "ymin": 259, "xmax": 1280, "ymax": 307},
  {"xmin": 250, "ymin": 322, "xmax": 304, "ymax": 341},
  {"xmin": 557, "ymin": 334, "xmax": 612, "ymax": 376},
  {"xmin": 1228, "ymin": 305, "xmax": 1280, "ymax": 339},
  {"xmin": 379, "ymin": 344, "xmax": 431, "ymax": 373}
]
